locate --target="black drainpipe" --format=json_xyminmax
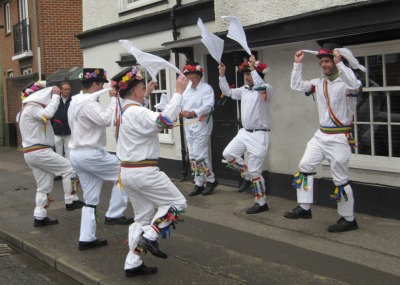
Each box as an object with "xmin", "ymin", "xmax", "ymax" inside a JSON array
[{"xmin": 171, "ymin": 0, "xmax": 188, "ymax": 181}]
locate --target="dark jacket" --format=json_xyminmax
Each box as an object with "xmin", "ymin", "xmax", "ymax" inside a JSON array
[{"xmin": 52, "ymin": 96, "xmax": 71, "ymax": 135}]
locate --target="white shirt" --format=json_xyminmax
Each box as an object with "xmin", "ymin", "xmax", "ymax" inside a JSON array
[
  {"xmin": 181, "ymin": 80, "xmax": 214, "ymax": 135},
  {"xmin": 19, "ymin": 95, "xmax": 60, "ymax": 148},
  {"xmin": 116, "ymin": 93, "xmax": 182, "ymax": 162},
  {"xmin": 290, "ymin": 61, "xmax": 361, "ymax": 127},
  {"xmin": 219, "ymin": 70, "xmax": 273, "ymax": 129},
  {"xmin": 68, "ymin": 93, "xmax": 116, "ymax": 149}
]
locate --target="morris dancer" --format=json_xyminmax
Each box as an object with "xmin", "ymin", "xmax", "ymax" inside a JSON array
[
  {"xmin": 219, "ymin": 55, "xmax": 273, "ymax": 214},
  {"xmin": 181, "ymin": 61, "xmax": 218, "ymax": 196},
  {"xmin": 18, "ymin": 81, "xmax": 83, "ymax": 227},
  {"xmin": 284, "ymin": 43, "xmax": 361, "ymax": 232},
  {"xmin": 113, "ymin": 67, "xmax": 188, "ymax": 277},
  {"xmin": 68, "ymin": 68, "xmax": 133, "ymax": 251}
]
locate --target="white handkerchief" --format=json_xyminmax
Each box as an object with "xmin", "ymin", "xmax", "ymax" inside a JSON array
[{"xmin": 221, "ymin": 15, "xmax": 251, "ymax": 55}]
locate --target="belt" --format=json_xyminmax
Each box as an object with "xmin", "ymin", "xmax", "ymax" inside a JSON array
[
  {"xmin": 245, "ymin": 129, "xmax": 270, "ymax": 133},
  {"xmin": 23, "ymin": 144, "xmax": 52, "ymax": 153},
  {"xmin": 121, "ymin": 159, "xmax": 158, "ymax": 168},
  {"xmin": 320, "ymin": 125, "xmax": 353, "ymax": 134}
]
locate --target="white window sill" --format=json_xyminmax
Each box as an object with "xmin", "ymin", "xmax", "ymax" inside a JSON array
[
  {"xmin": 120, "ymin": 0, "xmax": 164, "ymax": 14},
  {"xmin": 322, "ymin": 155, "xmax": 400, "ymax": 173},
  {"xmin": 12, "ymin": 50, "xmax": 33, "ymax": 61},
  {"xmin": 159, "ymin": 139, "xmax": 175, "ymax": 145}
]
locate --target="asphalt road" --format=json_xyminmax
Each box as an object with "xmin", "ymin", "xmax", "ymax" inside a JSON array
[{"xmin": 0, "ymin": 239, "xmax": 80, "ymax": 285}]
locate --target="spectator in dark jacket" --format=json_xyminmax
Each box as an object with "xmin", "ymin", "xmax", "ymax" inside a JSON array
[{"xmin": 52, "ymin": 82, "xmax": 72, "ymax": 159}]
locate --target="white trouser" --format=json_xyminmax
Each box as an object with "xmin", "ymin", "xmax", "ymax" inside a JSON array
[
  {"xmin": 70, "ymin": 148, "xmax": 129, "ymax": 242},
  {"xmin": 54, "ymin": 134, "xmax": 71, "ymax": 159},
  {"xmin": 223, "ymin": 128, "xmax": 269, "ymax": 204},
  {"xmin": 121, "ymin": 166, "xmax": 187, "ymax": 269},
  {"xmin": 223, "ymin": 128, "xmax": 269, "ymax": 180},
  {"xmin": 24, "ymin": 148, "xmax": 78, "ymax": 219},
  {"xmin": 185, "ymin": 131, "xmax": 215, "ymax": 186},
  {"xmin": 297, "ymin": 132, "xmax": 354, "ymax": 219}
]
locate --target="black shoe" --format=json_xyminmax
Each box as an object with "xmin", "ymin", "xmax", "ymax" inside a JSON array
[
  {"xmin": 188, "ymin": 185, "xmax": 204, "ymax": 197},
  {"xmin": 202, "ymin": 180, "xmax": 219, "ymax": 196},
  {"xmin": 125, "ymin": 263, "xmax": 158, "ymax": 277},
  {"xmin": 54, "ymin": 176, "xmax": 62, "ymax": 181},
  {"xmin": 104, "ymin": 216, "xmax": 134, "ymax": 225},
  {"xmin": 138, "ymin": 236, "xmax": 167, "ymax": 259},
  {"xmin": 246, "ymin": 203, "xmax": 269, "ymax": 214},
  {"xmin": 238, "ymin": 179, "xmax": 252, "ymax": 193},
  {"xmin": 284, "ymin": 206, "xmax": 312, "ymax": 219},
  {"xmin": 66, "ymin": 200, "xmax": 84, "ymax": 211},
  {"xmin": 328, "ymin": 217, "xmax": 358, "ymax": 233},
  {"xmin": 78, "ymin": 238, "xmax": 108, "ymax": 250},
  {"xmin": 34, "ymin": 217, "xmax": 59, "ymax": 227}
]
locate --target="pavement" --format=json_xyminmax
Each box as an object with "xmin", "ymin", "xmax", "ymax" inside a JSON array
[{"xmin": 0, "ymin": 146, "xmax": 399, "ymax": 285}]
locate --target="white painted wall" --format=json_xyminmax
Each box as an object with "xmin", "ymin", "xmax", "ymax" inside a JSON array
[
  {"xmin": 214, "ymin": 0, "xmax": 369, "ymax": 31},
  {"xmin": 82, "ymin": 0, "xmax": 200, "ymax": 32}
]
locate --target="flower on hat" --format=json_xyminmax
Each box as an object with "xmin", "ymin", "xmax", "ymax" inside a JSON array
[
  {"xmin": 182, "ymin": 64, "xmax": 204, "ymax": 74},
  {"xmin": 239, "ymin": 60, "xmax": 269, "ymax": 74},
  {"xmin": 79, "ymin": 69, "xmax": 108, "ymax": 81},
  {"xmin": 111, "ymin": 66, "xmax": 143, "ymax": 92},
  {"xmin": 21, "ymin": 81, "xmax": 45, "ymax": 100}
]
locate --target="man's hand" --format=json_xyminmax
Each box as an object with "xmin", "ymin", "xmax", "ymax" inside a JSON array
[
  {"xmin": 333, "ymin": 49, "xmax": 342, "ymax": 64},
  {"xmin": 52, "ymin": 86, "xmax": 61, "ymax": 95},
  {"xmin": 176, "ymin": 75, "xmax": 189, "ymax": 94},
  {"xmin": 219, "ymin": 62, "xmax": 226, "ymax": 77},
  {"xmin": 109, "ymin": 88, "xmax": 117, "ymax": 97},
  {"xmin": 181, "ymin": 110, "xmax": 196, "ymax": 118},
  {"xmin": 294, "ymin": 50, "xmax": 305, "ymax": 63},
  {"xmin": 145, "ymin": 81, "xmax": 157, "ymax": 98}
]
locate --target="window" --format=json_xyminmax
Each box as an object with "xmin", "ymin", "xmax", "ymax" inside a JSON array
[
  {"xmin": 19, "ymin": 0, "xmax": 28, "ymax": 20},
  {"xmin": 353, "ymin": 53, "xmax": 400, "ymax": 158},
  {"xmin": 144, "ymin": 68, "xmax": 174, "ymax": 143},
  {"xmin": 22, "ymin": 67, "xmax": 32, "ymax": 74},
  {"xmin": 4, "ymin": 2, "xmax": 11, "ymax": 34},
  {"xmin": 7, "ymin": 70, "xmax": 13, "ymax": 77},
  {"xmin": 336, "ymin": 41, "xmax": 400, "ymax": 173}
]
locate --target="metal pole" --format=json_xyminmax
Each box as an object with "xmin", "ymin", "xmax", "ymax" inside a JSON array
[{"xmin": 33, "ymin": 0, "xmax": 41, "ymax": 80}]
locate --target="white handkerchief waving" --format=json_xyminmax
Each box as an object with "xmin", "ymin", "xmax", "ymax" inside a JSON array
[
  {"xmin": 154, "ymin": 93, "xmax": 169, "ymax": 111},
  {"xmin": 336, "ymin": 48, "xmax": 366, "ymax": 72},
  {"xmin": 197, "ymin": 18, "xmax": 224, "ymax": 63},
  {"xmin": 221, "ymin": 15, "xmax": 251, "ymax": 55},
  {"xmin": 119, "ymin": 39, "xmax": 183, "ymax": 82}
]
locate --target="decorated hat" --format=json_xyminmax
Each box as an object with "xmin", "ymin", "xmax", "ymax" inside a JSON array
[
  {"xmin": 21, "ymin": 81, "xmax": 46, "ymax": 101},
  {"xmin": 110, "ymin": 66, "xmax": 144, "ymax": 96},
  {"xmin": 79, "ymin": 68, "xmax": 109, "ymax": 83},
  {"xmin": 239, "ymin": 59, "xmax": 268, "ymax": 78},
  {"xmin": 317, "ymin": 43, "xmax": 343, "ymax": 59},
  {"xmin": 181, "ymin": 61, "xmax": 204, "ymax": 76}
]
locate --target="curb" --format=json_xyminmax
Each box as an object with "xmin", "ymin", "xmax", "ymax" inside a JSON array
[{"xmin": 0, "ymin": 227, "xmax": 107, "ymax": 285}]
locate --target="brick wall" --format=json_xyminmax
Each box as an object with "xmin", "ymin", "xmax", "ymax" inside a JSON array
[
  {"xmin": 0, "ymin": 0, "xmax": 83, "ymax": 146},
  {"xmin": 38, "ymin": 0, "xmax": 83, "ymax": 75}
]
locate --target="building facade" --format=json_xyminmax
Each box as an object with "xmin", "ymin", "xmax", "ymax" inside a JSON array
[
  {"xmin": 0, "ymin": 0, "xmax": 83, "ymax": 146},
  {"xmin": 77, "ymin": 0, "xmax": 400, "ymax": 219}
]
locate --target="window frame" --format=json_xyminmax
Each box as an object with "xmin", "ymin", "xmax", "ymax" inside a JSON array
[
  {"xmin": 4, "ymin": 1, "xmax": 11, "ymax": 34},
  {"xmin": 143, "ymin": 68, "xmax": 174, "ymax": 144}
]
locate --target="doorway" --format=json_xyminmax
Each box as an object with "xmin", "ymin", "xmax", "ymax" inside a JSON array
[{"xmin": 207, "ymin": 51, "xmax": 255, "ymax": 186}]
